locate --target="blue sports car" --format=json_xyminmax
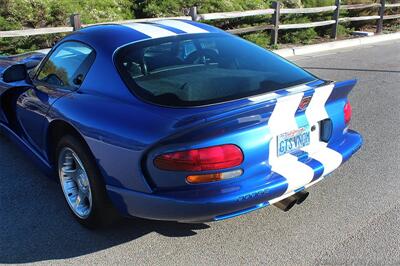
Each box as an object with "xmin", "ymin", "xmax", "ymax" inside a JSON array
[{"xmin": 0, "ymin": 20, "xmax": 362, "ymax": 228}]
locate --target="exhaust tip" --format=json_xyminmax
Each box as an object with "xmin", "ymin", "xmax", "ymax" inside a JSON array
[
  {"xmin": 273, "ymin": 197, "xmax": 297, "ymax": 212},
  {"xmin": 293, "ymin": 190, "xmax": 309, "ymax": 205},
  {"xmin": 273, "ymin": 190, "xmax": 310, "ymax": 212}
]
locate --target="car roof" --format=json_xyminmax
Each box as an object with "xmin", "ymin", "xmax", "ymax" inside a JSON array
[{"xmin": 62, "ymin": 20, "xmax": 225, "ymax": 54}]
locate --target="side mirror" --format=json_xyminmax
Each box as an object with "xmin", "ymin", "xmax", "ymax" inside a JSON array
[
  {"xmin": 25, "ymin": 59, "xmax": 41, "ymax": 70},
  {"xmin": 2, "ymin": 64, "xmax": 30, "ymax": 83}
]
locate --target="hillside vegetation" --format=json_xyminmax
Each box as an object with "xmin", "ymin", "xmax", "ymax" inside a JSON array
[{"xmin": 0, "ymin": 0, "xmax": 398, "ymax": 54}]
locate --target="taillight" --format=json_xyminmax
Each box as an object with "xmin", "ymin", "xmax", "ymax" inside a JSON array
[
  {"xmin": 344, "ymin": 100, "xmax": 352, "ymax": 125},
  {"xmin": 154, "ymin": 144, "xmax": 243, "ymax": 171}
]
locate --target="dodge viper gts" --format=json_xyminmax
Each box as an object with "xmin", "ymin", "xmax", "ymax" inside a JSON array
[{"xmin": 0, "ymin": 20, "xmax": 362, "ymax": 227}]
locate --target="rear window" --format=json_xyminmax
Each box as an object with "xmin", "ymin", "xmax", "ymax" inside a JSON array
[{"xmin": 115, "ymin": 33, "xmax": 316, "ymax": 107}]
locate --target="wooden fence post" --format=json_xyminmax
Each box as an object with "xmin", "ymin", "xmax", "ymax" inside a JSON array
[
  {"xmin": 271, "ymin": 1, "xmax": 281, "ymax": 46},
  {"xmin": 376, "ymin": 0, "xmax": 385, "ymax": 33},
  {"xmin": 70, "ymin": 14, "xmax": 81, "ymax": 31},
  {"xmin": 189, "ymin": 6, "xmax": 198, "ymax": 21},
  {"xmin": 331, "ymin": 0, "xmax": 341, "ymax": 39}
]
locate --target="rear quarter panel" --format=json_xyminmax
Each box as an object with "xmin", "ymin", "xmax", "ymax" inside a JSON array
[{"xmin": 48, "ymin": 90, "xmax": 184, "ymax": 194}]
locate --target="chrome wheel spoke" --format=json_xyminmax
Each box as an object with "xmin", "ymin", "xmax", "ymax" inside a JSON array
[
  {"xmin": 64, "ymin": 180, "xmax": 78, "ymax": 195},
  {"xmin": 58, "ymin": 147, "xmax": 92, "ymax": 219},
  {"xmin": 75, "ymin": 193, "xmax": 82, "ymax": 207},
  {"xmin": 69, "ymin": 169, "xmax": 79, "ymax": 182},
  {"xmin": 78, "ymin": 190, "xmax": 87, "ymax": 204},
  {"xmin": 75, "ymin": 190, "xmax": 86, "ymax": 207}
]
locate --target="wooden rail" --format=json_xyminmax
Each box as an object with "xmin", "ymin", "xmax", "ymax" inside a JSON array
[
  {"xmin": 386, "ymin": 3, "xmax": 400, "ymax": 7},
  {"xmin": 84, "ymin": 16, "xmax": 192, "ymax": 26},
  {"xmin": 0, "ymin": 27, "xmax": 73, "ymax": 38},
  {"xmin": 0, "ymin": 0, "xmax": 399, "ymax": 47},
  {"xmin": 280, "ymin": 6, "xmax": 337, "ymax": 14},
  {"xmin": 0, "ymin": 15, "xmax": 192, "ymax": 38},
  {"xmin": 339, "ymin": 15, "xmax": 381, "ymax": 22},
  {"xmin": 280, "ymin": 20, "xmax": 336, "ymax": 29},
  {"xmin": 340, "ymin": 3, "xmax": 381, "ymax": 10},
  {"xmin": 227, "ymin": 24, "xmax": 274, "ymax": 35},
  {"xmin": 384, "ymin": 14, "xmax": 400, "ymax": 19},
  {"xmin": 197, "ymin": 9, "xmax": 274, "ymax": 20}
]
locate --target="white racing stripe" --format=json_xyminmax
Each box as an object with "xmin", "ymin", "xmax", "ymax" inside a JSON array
[
  {"xmin": 248, "ymin": 84, "xmax": 310, "ymax": 103},
  {"xmin": 271, "ymin": 154, "xmax": 315, "ymax": 192},
  {"xmin": 305, "ymin": 84, "xmax": 333, "ymax": 124},
  {"xmin": 154, "ymin": 20, "xmax": 208, "ymax": 33},
  {"xmin": 124, "ymin": 23, "xmax": 176, "ymax": 38},
  {"xmin": 303, "ymin": 142, "xmax": 342, "ymax": 175},
  {"xmin": 266, "ymin": 83, "xmax": 344, "ymax": 197},
  {"xmin": 267, "ymin": 93, "xmax": 304, "ymax": 135},
  {"xmin": 267, "ymin": 93, "xmax": 315, "ymax": 193},
  {"xmin": 248, "ymin": 92, "xmax": 280, "ymax": 103},
  {"xmin": 285, "ymin": 84, "xmax": 312, "ymax": 93},
  {"xmin": 268, "ymin": 190, "xmax": 297, "ymax": 205},
  {"xmin": 268, "ymin": 176, "xmax": 324, "ymax": 205},
  {"xmin": 302, "ymin": 84, "xmax": 342, "ymax": 175}
]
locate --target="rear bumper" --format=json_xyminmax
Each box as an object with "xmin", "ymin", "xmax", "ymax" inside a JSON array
[{"xmin": 106, "ymin": 130, "xmax": 362, "ymax": 222}]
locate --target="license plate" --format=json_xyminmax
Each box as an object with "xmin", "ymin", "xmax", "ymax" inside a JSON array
[{"xmin": 277, "ymin": 127, "xmax": 310, "ymax": 156}]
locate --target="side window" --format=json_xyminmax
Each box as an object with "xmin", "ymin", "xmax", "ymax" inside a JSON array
[{"xmin": 37, "ymin": 42, "xmax": 95, "ymax": 89}]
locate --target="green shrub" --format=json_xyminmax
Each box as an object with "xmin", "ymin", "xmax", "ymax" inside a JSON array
[
  {"xmin": 326, "ymin": 23, "xmax": 353, "ymax": 37},
  {"xmin": 137, "ymin": 0, "xmax": 270, "ymax": 17},
  {"xmin": 281, "ymin": 0, "xmax": 303, "ymax": 8},
  {"xmin": 0, "ymin": 14, "xmax": 20, "ymax": 31},
  {"xmin": 0, "ymin": 0, "xmax": 133, "ymax": 29},
  {"xmin": 280, "ymin": 16, "xmax": 318, "ymax": 44},
  {"xmin": 242, "ymin": 32, "xmax": 271, "ymax": 48},
  {"xmin": 302, "ymin": 0, "xmax": 335, "ymax": 7},
  {"xmin": 0, "ymin": 0, "xmax": 133, "ymax": 55}
]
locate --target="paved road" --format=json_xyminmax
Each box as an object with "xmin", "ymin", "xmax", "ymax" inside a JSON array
[{"xmin": 1, "ymin": 40, "xmax": 399, "ymax": 265}]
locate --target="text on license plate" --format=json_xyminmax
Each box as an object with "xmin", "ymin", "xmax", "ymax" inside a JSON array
[{"xmin": 277, "ymin": 127, "xmax": 310, "ymax": 156}]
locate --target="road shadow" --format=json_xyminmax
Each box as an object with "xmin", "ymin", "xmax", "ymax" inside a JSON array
[
  {"xmin": 0, "ymin": 134, "xmax": 210, "ymax": 264},
  {"xmin": 304, "ymin": 67, "xmax": 400, "ymax": 74}
]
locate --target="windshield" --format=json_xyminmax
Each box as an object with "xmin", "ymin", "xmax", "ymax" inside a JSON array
[{"xmin": 115, "ymin": 33, "xmax": 317, "ymax": 107}]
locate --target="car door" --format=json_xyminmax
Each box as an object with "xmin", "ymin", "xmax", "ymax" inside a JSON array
[{"xmin": 16, "ymin": 41, "xmax": 96, "ymax": 153}]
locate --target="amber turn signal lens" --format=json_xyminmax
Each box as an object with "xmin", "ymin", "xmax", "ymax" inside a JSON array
[
  {"xmin": 186, "ymin": 169, "xmax": 243, "ymax": 184},
  {"xmin": 187, "ymin": 173, "xmax": 222, "ymax": 184}
]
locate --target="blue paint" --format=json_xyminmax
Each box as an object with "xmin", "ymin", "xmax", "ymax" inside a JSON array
[
  {"xmin": 0, "ymin": 20, "xmax": 363, "ymax": 222},
  {"xmin": 214, "ymin": 202, "xmax": 270, "ymax": 221}
]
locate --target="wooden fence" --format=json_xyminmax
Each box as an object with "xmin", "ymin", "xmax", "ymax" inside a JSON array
[{"xmin": 1, "ymin": 0, "xmax": 400, "ymax": 46}]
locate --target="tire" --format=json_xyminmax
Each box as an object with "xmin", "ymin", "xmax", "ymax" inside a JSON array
[{"xmin": 56, "ymin": 135, "xmax": 119, "ymax": 228}]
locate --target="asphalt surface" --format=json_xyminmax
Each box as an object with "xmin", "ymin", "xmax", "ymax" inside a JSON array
[{"xmin": 1, "ymin": 40, "xmax": 399, "ymax": 265}]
